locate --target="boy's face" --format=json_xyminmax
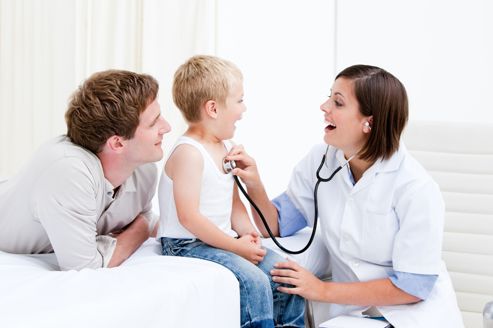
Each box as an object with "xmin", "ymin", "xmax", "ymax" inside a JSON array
[
  {"xmin": 216, "ymin": 80, "xmax": 246, "ymax": 139},
  {"xmin": 124, "ymin": 98, "xmax": 171, "ymax": 165}
]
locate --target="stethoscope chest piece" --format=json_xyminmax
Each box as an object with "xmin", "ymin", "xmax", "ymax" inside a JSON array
[{"xmin": 223, "ymin": 158, "xmax": 237, "ymax": 174}]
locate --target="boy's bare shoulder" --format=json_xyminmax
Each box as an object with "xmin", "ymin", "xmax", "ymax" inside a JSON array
[{"xmin": 167, "ymin": 143, "xmax": 203, "ymax": 168}]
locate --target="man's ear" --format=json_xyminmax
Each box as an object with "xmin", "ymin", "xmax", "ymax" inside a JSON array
[
  {"xmin": 204, "ymin": 100, "xmax": 218, "ymax": 119},
  {"xmin": 106, "ymin": 135, "xmax": 126, "ymax": 153}
]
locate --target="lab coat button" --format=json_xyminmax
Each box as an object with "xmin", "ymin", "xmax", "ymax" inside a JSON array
[{"xmin": 353, "ymin": 261, "xmax": 359, "ymax": 267}]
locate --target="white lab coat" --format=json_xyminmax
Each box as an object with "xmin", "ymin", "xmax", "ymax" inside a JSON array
[{"xmin": 284, "ymin": 143, "xmax": 463, "ymax": 327}]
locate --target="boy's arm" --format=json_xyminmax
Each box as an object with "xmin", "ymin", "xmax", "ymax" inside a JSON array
[
  {"xmin": 169, "ymin": 145, "xmax": 265, "ymax": 263},
  {"xmin": 225, "ymin": 145, "xmax": 280, "ymax": 237},
  {"xmin": 231, "ymin": 184, "xmax": 259, "ymax": 238}
]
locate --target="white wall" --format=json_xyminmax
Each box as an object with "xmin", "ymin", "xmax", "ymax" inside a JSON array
[
  {"xmin": 1, "ymin": 0, "xmax": 492, "ymax": 194},
  {"xmin": 335, "ymin": 0, "xmax": 493, "ymax": 124},
  {"xmin": 216, "ymin": 0, "xmax": 335, "ymax": 196},
  {"xmin": 215, "ymin": 0, "xmax": 493, "ymax": 196}
]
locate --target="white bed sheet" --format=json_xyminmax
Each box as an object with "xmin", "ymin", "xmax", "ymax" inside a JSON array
[{"xmin": 0, "ymin": 239, "xmax": 240, "ymax": 328}]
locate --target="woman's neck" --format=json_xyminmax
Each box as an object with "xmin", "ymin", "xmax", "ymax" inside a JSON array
[{"xmin": 346, "ymin": 155, "xmax": 373, "ymax": 183}]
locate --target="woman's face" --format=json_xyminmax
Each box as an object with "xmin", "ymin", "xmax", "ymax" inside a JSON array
[{"xmin": 320, "ymin": 77, "xmax": 371, "ymax": 157}]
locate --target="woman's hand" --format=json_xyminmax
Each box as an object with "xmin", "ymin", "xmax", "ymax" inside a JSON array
[
  {"xmin": 225, "ymin": 145, "xmax": 262, "ymax": 189},
  {"xmin": 271, "ymin": 259, "xmax": 327, "ymax": 302}
]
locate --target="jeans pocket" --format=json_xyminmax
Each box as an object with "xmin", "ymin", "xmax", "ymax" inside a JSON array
[{"xmin": 161, "ymin": 237, "xmax": 198, "ymax": 256}]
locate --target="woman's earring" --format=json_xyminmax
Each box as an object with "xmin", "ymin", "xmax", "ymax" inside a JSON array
[{"xmin": 364, "ymin": 121, "xmax": 371, "ymax": 132}]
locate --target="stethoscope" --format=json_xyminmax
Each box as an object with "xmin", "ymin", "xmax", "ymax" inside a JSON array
[{"xmin": 223, "ymin": 145, "xmax": 354, "ymax": 254}]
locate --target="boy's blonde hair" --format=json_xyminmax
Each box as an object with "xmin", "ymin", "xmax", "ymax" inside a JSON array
[{"xmin": 172, "ymin": 55, "xmax": 243, "ymax": 123}]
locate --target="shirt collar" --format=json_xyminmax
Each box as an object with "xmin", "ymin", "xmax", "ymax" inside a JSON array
[
  {"xmin": 103, "ymin": 172, "xmax": 137, "ymax": 198},
  {"xmin": 335, "ymin": 142, "xmax": 406, "ymax": 178}
]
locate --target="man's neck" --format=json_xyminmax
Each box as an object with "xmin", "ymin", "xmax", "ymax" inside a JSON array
[{"xmin": 98, "ymin": 153, "xmax": 136, "ymax": 188}]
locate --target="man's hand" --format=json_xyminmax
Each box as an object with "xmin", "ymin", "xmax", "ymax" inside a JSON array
[{"xmin": 107, "ymin": 214, "xmax": 150, "ymax": 268}]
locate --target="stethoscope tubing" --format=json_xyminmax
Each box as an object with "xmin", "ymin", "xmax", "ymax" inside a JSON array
[{"xmin": 234, "ymin": 146, "xmax": 352, "ymax": 254}]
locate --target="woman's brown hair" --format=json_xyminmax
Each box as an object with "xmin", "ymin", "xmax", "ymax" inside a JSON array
[{"xmin": 336, "ymin": 65, "xmax": 408, "ymax": 162}]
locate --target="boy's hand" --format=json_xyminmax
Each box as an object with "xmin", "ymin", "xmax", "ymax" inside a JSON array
[
  {"xmin": 225, "ymin": 145, "xmax": 262, "ymax": 189},
  {"xmin": 242, "ymin": 230, "xmax": 261, "ymax": 247},
  {"xmin": 235, "ymin": 234, "xmax": 266, "ymax": 264}
]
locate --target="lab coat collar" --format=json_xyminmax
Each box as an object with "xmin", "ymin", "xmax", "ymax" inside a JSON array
[
  {"xmin": 374, "ymin": 143, "xmax": 406, "ymax": 174},
  {"xmin": 335, "ymin": 142, "xmax": 406, "ymax": 194}
]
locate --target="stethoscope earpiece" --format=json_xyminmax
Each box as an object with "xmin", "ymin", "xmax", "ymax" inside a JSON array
[{"xmin": 223, "ymin": 158, "xmax": 237, "ymax": 174}]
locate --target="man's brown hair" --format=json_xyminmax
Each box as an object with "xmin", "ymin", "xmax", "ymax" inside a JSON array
[{"xmin": 65, "ymin": 69, "xmax": 159, "ymax": 153}]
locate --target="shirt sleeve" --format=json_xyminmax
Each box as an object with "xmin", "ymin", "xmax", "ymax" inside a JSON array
[
  {"xmin": 272, "ymin": 192, "xmax": 308, "ymax": 237},
  {"xmin": 389, "ymin": 271, "xmax": 438, "ymax": 300},
  {"xmin": 33, "ymin": 158, "xmax": 112, "ymax": 271}
]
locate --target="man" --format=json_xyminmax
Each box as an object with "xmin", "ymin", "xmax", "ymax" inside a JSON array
[{"xmin": 0, "ymin": 70, "xmax": 171, "ymax": 270}]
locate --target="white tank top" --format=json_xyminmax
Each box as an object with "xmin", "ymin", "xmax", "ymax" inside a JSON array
[{"xmin": 157, "ymin": 136, "xmax": 236, "ymax": 239}]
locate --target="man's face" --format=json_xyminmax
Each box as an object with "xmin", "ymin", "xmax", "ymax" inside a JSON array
[{"xmin": 125, "ymin": 98, "xmax": 171, "ymax": 165}]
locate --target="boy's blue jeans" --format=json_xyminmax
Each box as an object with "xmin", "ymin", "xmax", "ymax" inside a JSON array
[{"xmin": 161, "ymin": 237, "xmax": 305, "ymax": 328}]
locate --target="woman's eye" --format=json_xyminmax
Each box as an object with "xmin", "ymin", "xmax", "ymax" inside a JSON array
[{"xmin": 335, "ymin": 100, "xmax": 343, "ymax": 107}]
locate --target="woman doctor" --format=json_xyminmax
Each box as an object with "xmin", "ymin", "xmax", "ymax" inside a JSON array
[{"xmin": 226, "ymin": 65, "xmax": 463, "ymax": 327}]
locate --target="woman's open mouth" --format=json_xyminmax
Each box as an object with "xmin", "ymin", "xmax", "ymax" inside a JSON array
[{"xmin": 325, "ymin": 122, "xmax": 336, "ymax": 131}]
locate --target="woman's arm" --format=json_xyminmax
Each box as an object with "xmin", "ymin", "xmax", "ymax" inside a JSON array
[
  {"xmin": 225, "ymin": 145, "xmax": 280, "ymax": 237},
  {"xmin": 271, "ymin": 260, "xmax": 420, "ymax": 305}
]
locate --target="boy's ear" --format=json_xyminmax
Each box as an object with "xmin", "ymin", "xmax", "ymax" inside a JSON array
[
  {"xmin": 204, "ymin": 100, "xmax": 218, "ymax": 119},
  {"xmin": 105, "ymin": 135, "xmax": 126, "ymax": 153}
]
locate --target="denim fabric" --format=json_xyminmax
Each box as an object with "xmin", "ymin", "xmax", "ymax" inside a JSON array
[{"xmin": 161, "ymin": 237, "xmax": 305, "ymax": 328}]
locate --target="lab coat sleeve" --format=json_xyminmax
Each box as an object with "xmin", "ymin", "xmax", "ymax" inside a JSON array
[{"xmin": 392, "ymin": 179, "xmax": 444, "ymax": 275}]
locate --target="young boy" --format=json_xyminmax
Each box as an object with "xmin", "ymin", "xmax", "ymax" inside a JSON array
[{"xmin": 157, "ymin": 55, "xmax": 304, "ymax": 328}]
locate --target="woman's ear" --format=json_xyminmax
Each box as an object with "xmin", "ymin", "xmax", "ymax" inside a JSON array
[
  {"xmin": 204, "ymin": 100, "xmax": 218, "ymax": 119},
  {"xmin": 363, "ymin": 116, "xmax": 373, "ymax": 133}
]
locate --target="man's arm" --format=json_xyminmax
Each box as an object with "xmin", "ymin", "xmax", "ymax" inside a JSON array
[
  {"xmin": 36, "ymin": 158, "xmax": 150, "ymax": 270},
  {"xmin": 107, "ymin": 214, "xmax": 150, "ymax": 267}
]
